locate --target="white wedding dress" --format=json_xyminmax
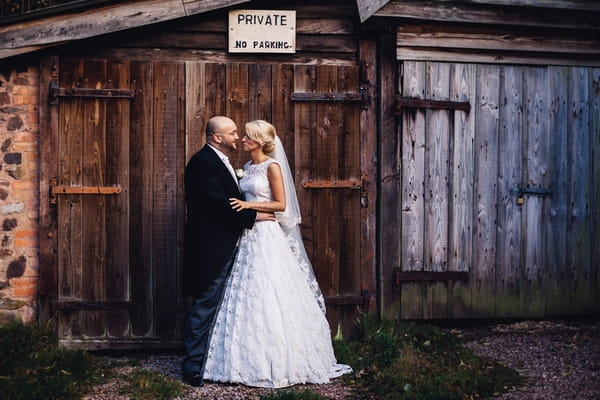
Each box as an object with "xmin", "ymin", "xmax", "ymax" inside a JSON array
[{"xmin": 203, "ymin": 158, "xmax": 352, "ymax": 388}]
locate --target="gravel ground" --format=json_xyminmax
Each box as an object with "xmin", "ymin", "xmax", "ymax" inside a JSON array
[{"xmin": 85, "ymin": 319, "xmax": 600, "ymax": 400}]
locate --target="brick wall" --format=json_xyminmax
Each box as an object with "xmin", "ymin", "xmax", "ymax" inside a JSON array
[{"xmin": 0, "ymin": 65, "xmax": 40, "ymax": 323}]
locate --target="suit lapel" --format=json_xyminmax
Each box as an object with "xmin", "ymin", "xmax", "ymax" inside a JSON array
[{"xmin": 203, "ymin": 146, "xmax": 241, "ymax": 195}]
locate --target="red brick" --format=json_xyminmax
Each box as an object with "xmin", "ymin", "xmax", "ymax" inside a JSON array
[
  {"xmin": 15, "ymin": 230, "xmax": 36, "ymax": 238},
  {"xmin": 12, "ymin": 285, "xmax": 38, "ymax": 297}
]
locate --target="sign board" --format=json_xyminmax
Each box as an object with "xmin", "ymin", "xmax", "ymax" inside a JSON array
[{"xmin": 228, "ymin": 10, "xmax": 296, "ymax": 53}]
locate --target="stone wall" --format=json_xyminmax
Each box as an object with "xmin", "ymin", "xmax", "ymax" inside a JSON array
[{"xmin": 0, "ymin": 64, "xmax": 40, "ymax": 323}]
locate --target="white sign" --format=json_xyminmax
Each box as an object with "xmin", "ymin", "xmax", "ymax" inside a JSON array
[{"xmin": 229, "ymin": 10, "xmax": 296, "ymax": 53}]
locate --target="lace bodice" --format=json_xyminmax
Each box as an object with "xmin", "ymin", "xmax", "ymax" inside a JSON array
[{"xmin": 239, "ymin": 159, "xmax": 277, "ymax": 203}]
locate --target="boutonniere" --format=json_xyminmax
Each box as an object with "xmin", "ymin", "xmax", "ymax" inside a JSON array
[{"xmin": 235, "ymin": 168, "xmax": 244, "ymax": 180}]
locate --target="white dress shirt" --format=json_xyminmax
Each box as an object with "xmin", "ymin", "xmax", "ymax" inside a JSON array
[{"xmin": 207, "ymin": 144, "xmax": 239, "ymax": 187}]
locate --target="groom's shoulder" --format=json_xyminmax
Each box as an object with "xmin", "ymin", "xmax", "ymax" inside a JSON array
[{"xmin": 189, "ymin": 146, "xmax": 215, "ymax": 163}]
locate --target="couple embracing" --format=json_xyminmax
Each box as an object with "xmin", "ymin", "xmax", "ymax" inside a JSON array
[{"xmin": 181, "ymin": 116, "xmax": 352, "ymax": 388}]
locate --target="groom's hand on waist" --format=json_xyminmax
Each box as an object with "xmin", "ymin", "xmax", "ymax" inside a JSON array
[{"xmin": 256, "ymin": 212, "xmax": 276, "ymax": 222}]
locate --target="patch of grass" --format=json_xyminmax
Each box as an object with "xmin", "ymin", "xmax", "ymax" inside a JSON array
[
  {"xmin": 119, "ymin": 368, "xmax": 183, "ymax": 400},
  {"xmin": 0, "ymin": 321, "xmax": 110, "ymax": 400},
  {"xmin": 334, "ymin": 314, "xmax": 524, "ymax": 400},
  {"xmin": 260, "ymin": 388, "xmax": 326, "ymax": 400}
]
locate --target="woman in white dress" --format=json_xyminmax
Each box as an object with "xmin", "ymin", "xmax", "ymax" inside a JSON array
[{"xmin": 202, "ymin": 120, "xmax": 352, "ymax": 388}]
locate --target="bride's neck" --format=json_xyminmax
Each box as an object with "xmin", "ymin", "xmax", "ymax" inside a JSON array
[{"xmin": 249, "ymin": 149, "xmax": 268, "ymax": 164}]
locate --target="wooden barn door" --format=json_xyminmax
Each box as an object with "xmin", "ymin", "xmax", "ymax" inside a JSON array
[
  {"xmin": 382, "ymin": 60, "xmax": 598, "ymax": 319},
  {"xmin": 40, "ymin": 57, "xmax": 185, "ymax": 348},
  {"xmin": 184, "ymin": 59, "xmax": 376, "ymax": 336}
]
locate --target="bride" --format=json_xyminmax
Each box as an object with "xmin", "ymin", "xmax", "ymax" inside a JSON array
[{"xmin": 202, "ymin": 120, "xmax": 352, "ymax": 388}]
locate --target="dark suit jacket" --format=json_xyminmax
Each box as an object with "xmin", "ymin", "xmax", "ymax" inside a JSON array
[{"xmin": 182, "ymin": 145, "xmax": 256, "ymax": 296}]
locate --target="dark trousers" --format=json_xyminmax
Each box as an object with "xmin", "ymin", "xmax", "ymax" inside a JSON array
[{"xmin": 181, "ymin": 252, "xmax": 235, "ymax": 377}]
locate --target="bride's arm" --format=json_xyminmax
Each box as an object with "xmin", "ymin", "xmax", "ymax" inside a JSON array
[{"xmin": 230, "ymin": 163, "xmax": 286, "ymax": 213}]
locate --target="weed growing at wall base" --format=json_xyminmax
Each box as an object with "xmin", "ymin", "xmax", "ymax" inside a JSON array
[
  {"xmin": 333, "ymin": 314, "xmax": 524, "ymax": 400},
  {"xmin": 0, "ymin": 321, "xmax": 110, "ymax": 400}
]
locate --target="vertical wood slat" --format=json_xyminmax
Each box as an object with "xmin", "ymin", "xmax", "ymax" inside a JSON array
[
  {"xmin": 315, "ymin": 65, "xmax": 341, "ymax": 332},
  {"xmin": 568, "ymin": 68, "xmax": 593, "ymax": 312},
  {"xmin": 338, "ymin": 64, "xmax": 361, "ymax": 335},
  {"xmin": 358, "ymin": 40, "xmax": 378, "ymax": 315},
  {"xmin": 81, "ymin": 58, "xmax": 107, "ymax": 337},
  {"xmin": 106, "ymin": 60, "xmax": 131, "ymax": 337},
  {"xmin": 471, "ymin": 64, "xmax": 499, "ymax": 318},
  {"xmin": 546, "ymin": 67, "xmax": 569, "ymax": 315},
  {"xmin": 592, "ymin": 68, "xmax": 600, "ymax": 313},
  {"xmin": 293, "ymin": 64, "xmax": 317, "ymax": 296},
  {"xmin": 249, "ymin": 63, "xmax": 272, "ymax": 122},
  {"xmin": 185, "ymin": 61, "xmax": 206, "ymax": 163},
  {"xmin": 58, "ymin": 58, "xmax": 84, "ymax": 338},
  {"xmin": 226, "ymin": 63, "xmax": 249, "ymax": 169},
  {"xmin": 176, "ymin": 62, "xmax": 187, "ymax": 338},
  {"xmin": 495, "ymin": 66, "xmax": 523, "ymax": 318},
  {"xmin": 38, "ymin": 55, "xmax": 59, "ymax": 319},
  {"xmin": 424, "ymin": 62, "xmax": 450, "ymax": 318},
  {"xmin": 153, "ymin": 61, "xmax": 179, "ymax": 338},
  {"xmin": 379, "ymin": 34, "xmax": 400, "ymax": 318},
  {"xmin": 449, "ymin": 63, "xmax": 475, "ymax": 318},
  {"xmin": 400, "ymin": 61, "xmax": 426, "ymax": 319},
  {"xmin": 522, "ymin": 67, "xmax": 548, "ymax": 317},
  {"xmin": 129, "ymin": 60, "xmax": 153, "ymax": 337},
  {"xmin": 271, "ymin": 64, "xmax": 294, "ymax": 171}
]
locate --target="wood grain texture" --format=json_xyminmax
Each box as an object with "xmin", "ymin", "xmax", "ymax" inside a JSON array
[
  {"xmin": 129, "ymin": 60, "xmax": 154, "ymax": 337},
  {"xmin": 105, "ymin": 60, "xmax": 131, "ymax": 337}
]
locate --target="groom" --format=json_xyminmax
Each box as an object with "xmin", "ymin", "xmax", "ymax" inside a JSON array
[{"xmin": 181, "ymin": 115, "xmax": 274, "ymax": 386}]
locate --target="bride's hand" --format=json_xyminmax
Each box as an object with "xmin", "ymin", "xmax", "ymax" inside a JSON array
[{"xmin": 230, "ymin": 198, "xmax": 249, "ymax": 211}]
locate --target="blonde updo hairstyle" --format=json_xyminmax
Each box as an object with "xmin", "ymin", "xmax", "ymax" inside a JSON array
[{"xmin": 245, "ymin": 120, "xmax": 276, "ymax": 154}]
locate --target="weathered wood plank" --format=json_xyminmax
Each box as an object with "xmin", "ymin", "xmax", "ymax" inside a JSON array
[
  {"xmin": 106, "ymin": 60, "xmax": 131, "ymax": 337},
  {"xmin": 38, "ymin": 55, "xmax": 59, "ymax": 319},
  {"xmin": 432, "ymin": 0, "xmax": 600, "ymax": 11},
  {"xmin": 248, "ymin": 63, "xmax": 272, "ymax": 121},
  {"xmin": 568, "ymin": 68, "xmax": 593, "ymax": 313},
  {"xmin": 592, "ymin": 68, "xmax": 600, "ymax": 313},
  {"xmin": 293, "ymin": 64, "xmax": 318, "ymax": 315},
  {"xmin": 377, "ymin": 0, "xmax": 600, "ymax": 30},
  {"xmin": 296, "ymin": 19, "xmax": 355, "ymax": 34},
  {"xmin": 495, "ymin": 66, "xmax": 523, "ymax": 318},
  {"xmin": 400, "ymin": 61, "xmax": 426, "ymax": 319},
  {"xmin": 0, "ymin": 0, "xmax": 251, "ymax": 59},
  {"xmin": 522, "ymin": 66, "xmax": 548, "ymax": 317},
  {"xmin": 424, "ymin": 62, "xmax": 450, "ymax": 318},
  {"xmin": 397, "ymin": 25, "xmax": 600, "ymax": 55},
  {"xmin": 338, "ymin": 64, "xmax": 361, "ymax": 334},
  {"xmin": 546, "ymin": 66, "xmax": 569, "ymax": 315},
  {"xmin": 396, "ymin": 48, "xmax": 600, "ymax": 68},
  {"xmin": 57, "ymin": 58, "xmax": 84, "ymax": 339},
  {"xmin": 153, "ymin": 61, "xmax": 179, "ymax": 338},
  {"xmin": 271, "ymin": 64, "xmax": 294, "ymax": 175},
  {"xmin": 81, "ymin": 58, "xmax": 107, "ymax": 338},
  {"xmin": 96, "ymin": 48, "xmax": 358, "ymax": 66},
  {"xmin": 315, "ymin": 65, "xmax": 341, "ymax": 331},
  {"xmin": 225, "ymin": 63, "xmax": 249, "ymax": 169},
  {"xmin": 379, "ymin": 34, "xmax": 400, "ymax": 319},
  {"xmin": 129, "ymin": 60, "xmax": 154, "ymax": 337},
  {"xmin": 176, "ymin": 62, "xmax": 187, "ymax": 337},
  {"xmin": 471, "ymin": 64, "xmax": 499, "ymax": 318},
  {"xmin": 185, "ymin": 61, "xmax": 206, "ymax": 163},
  {"xmin": 359, "ymin": 40, "xmax": 378, "ymax": 314},
  {"xmin": 448, "ymin": 63, "xmax": 475, "ymax": 318}
]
